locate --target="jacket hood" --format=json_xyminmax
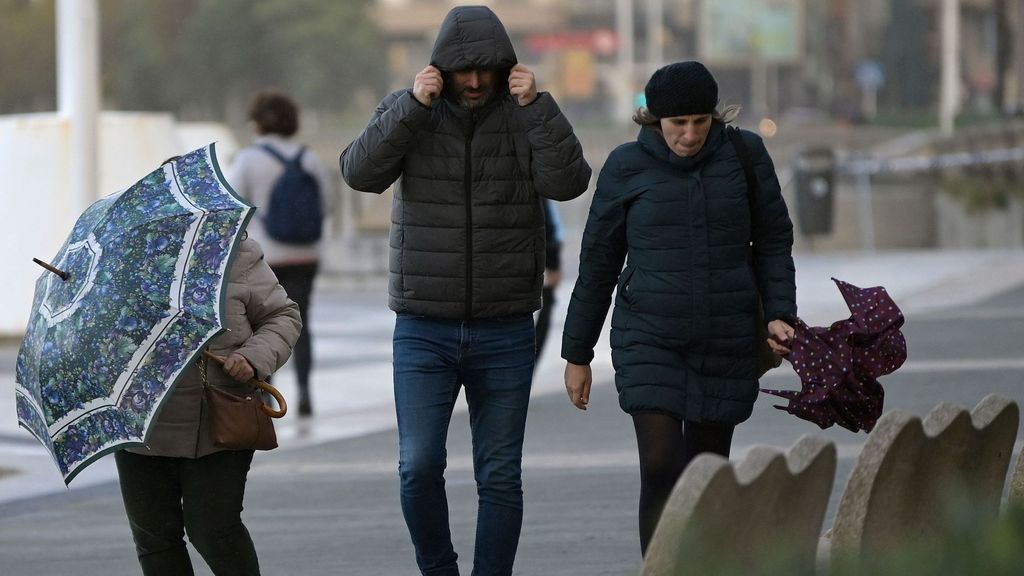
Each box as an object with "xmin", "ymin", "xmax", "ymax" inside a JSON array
[{"xmin": 430, "ymin": 6, "xmax": 518, "ymax": 72}]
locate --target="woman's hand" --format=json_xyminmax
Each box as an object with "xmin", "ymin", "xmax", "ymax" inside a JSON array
[
  {"xmin": 222, "ymin": 353, "xmax": 256, "ymax": 383},
  {"xmin": 564, "ymin": 362, "xmax": 592, "ymax": 410},
  {"xmin": 766, "ymin": 319, "xmax": 796, "ymax": 356}
]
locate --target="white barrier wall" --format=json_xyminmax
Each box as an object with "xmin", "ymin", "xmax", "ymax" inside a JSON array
[
  {"xmin": 0, "ymin": 114, "xmax": 75, "ymax": 338},
  {"xmin": 0, "ymin": 112, "xmax": 238, "ymax": 336},
  {"xmin": 97, "ymin": 112, "xmax": 180, "ymax": 193}
]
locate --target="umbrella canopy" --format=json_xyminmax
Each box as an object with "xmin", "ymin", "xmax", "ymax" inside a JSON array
[
  {"xmin": 761, "ymin": 278, "xmax": 907, "ymax": 433},
  {"xmin": 15, "ymin": 144, "xmax": 254, "ymax": 483}
]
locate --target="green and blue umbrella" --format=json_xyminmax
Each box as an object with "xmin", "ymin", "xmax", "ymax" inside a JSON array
[{"xmin": 15, "ymin": 144, "xmax": 254, "ymax": 484}]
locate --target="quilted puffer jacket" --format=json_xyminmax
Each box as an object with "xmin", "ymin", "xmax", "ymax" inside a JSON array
[
  {"xmin": 562, "ymin": 123, "xmax": 796, "ymax": 425},
  {"xmin": 340, "ymin": 5, "xmax": 591, "ymax": 319}
]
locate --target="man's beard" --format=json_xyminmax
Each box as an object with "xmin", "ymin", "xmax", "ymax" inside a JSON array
[{"xmin": 458, "ymin": 86, "xmax": 494, "ymax": 109}]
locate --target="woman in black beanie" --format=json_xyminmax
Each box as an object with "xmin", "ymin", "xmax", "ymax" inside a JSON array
[{"xmin": 561, "ymin": 61, "xmax": 797, "ymax": 554}]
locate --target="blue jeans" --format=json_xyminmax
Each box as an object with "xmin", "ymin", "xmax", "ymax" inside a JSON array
[{"xmin": 393, "ymin": 314, "xmax": 536, "ymax": 576}]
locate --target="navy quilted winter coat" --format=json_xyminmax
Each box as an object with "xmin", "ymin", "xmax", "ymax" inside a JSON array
[
  {"xmin": 561, "ymin": 122, "xmax": 796, "ymax": 424},
  {"xmin": 340, "ymin": 6, "xmax": 591, "ymax": 319}
]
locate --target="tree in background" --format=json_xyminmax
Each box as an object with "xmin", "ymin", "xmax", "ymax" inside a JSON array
[
  {"xmin": 0, "ymin": 0, "xmax": 383, "ymax": 121},
  {"xmin": 105, "ymin": 0, "xmax": 383, "ymax": 122},
  {"xmin": 0, "ymin": 0, "xmax": 57, "ymax": 113}
]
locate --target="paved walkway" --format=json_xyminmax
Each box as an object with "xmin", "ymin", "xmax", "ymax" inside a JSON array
[{"xmin": 1, "ymin": 247, "xmax": 1023, "ymax": 574}]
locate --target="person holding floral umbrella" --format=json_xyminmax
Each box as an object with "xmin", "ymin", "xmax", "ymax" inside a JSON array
[
  {"xmin": 112, "ymin": 156, "xmax": 300, "ymax": 575},
  {"xmin": 17, "ymin": 148, "xmax": 300, "ymax": 575}
]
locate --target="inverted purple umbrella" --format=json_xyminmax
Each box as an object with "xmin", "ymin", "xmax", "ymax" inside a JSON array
[{"xmin": 761, "ymin": 278, "xmax": 907, "ymax": 433}]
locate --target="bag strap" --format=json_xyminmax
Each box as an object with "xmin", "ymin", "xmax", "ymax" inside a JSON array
[
  {"xmin": 728, "ymin": 126, "xmax": 769, "ymax": 323},
  {"xmin": 257, "ymin": 143, "xmax": 306, "ymax": 166},
  {"xmin": 726, "ymin": 126, "xmax": 757, "ymax": 221}
]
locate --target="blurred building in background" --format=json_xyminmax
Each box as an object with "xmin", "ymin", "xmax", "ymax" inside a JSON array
[
  {"xmin": 368, "ymin": 0, "xmax": 1023, "ymax": 125},
  {"xmin": 1, "ymin": 0, "xmax": 1021, "ymax": 126}
]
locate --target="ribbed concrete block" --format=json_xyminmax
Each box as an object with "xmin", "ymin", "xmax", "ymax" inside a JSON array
[
  {"xmin": 1011, "ymin": 448, "xmax": 1024, "ymax": 505},
  {"xmin": 830, "ymin": 394, "xmax": 1019, "ymax": 561},
  {"xmin": 641, "ymin": 435, "xmax": 836, "ymax": 576}
]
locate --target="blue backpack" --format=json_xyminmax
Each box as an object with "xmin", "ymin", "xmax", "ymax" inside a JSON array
[{"xmin": 258, "ymin": 144, "xmax": 323, "ymax": 244}]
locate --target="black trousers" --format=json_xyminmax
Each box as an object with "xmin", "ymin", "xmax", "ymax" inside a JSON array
[
  {"xmin": 270, "ymin": 262, "xmax": 319, "ymax": 395},
  {"xmin": 114, "ymin": 450, "xmax": 259, "ymax": 576}
]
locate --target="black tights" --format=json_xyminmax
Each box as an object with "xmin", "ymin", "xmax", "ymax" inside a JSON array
[{"xmin": 631, "ymin": 413, "xmax": 735, "ymax": 555}]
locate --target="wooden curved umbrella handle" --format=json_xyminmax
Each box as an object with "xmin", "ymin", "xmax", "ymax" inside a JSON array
[
  {"xmin": 202, "ymin": 351, "xmax": 288, "ymax": 418},
  {"xmin": 252, "ymin": 379, "xmax": 288, "ymax": 418}
]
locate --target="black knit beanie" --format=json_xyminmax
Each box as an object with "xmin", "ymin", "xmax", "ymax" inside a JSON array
[{"xmin": 644, "ymin": 61, "xmax": 718, "ymax": 118}]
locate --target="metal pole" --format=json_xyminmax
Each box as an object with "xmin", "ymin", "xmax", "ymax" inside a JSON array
[
  {"xmin": 939, "ymin": 0, "xmax": 960, "ymax": 135},
  {"xmin": 1016, "ymin": 0, "xmax": 1024, "ymax": 110},
  {"xmin": 57, "ymin": 0, "xmax": 100, "ymax": 216},
  {"xmin": 616, "ymin": 0, "xmax": 635, "ymax": 123},
  {"xmin": 645, "ymin": 0, "xmax": 664, "ymax": 76},
  {"xmin": 855, "ymin": 169, "xmax": 876, "ymax": 252},
  {"xmin": 751, "ymin": 56, "xmax": 768, "ymax": 122}
]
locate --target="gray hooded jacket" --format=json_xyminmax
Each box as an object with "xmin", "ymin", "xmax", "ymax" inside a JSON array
[{"xmin": 340, "ymin": 5, "xmax": 591, "ymax": 319}]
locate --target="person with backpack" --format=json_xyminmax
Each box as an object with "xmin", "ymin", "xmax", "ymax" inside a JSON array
[
  {"xmin": 560, "ymin": 61, "xmax": 797, "ymax": 556},
  {"xmin": 228, "ymin": 89, "xmax": 333, "ymax": 417},
  {"xmin": 341, "ymin": 6, "xmax": 591, "ymax": 575}
]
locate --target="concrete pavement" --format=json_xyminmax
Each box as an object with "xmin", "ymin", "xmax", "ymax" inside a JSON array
[{"xmin": 1, "ymin": 246, "xmax": 1024, "ymax": 574}]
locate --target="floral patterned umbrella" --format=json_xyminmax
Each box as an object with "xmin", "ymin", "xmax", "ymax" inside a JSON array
[
  {"xmin": 761, "ymin": 278, "xmax": 908, "ymax": 433},
  {"xmin": 15, "ymin": 144, "xmax": 253, "ymax": 484}
]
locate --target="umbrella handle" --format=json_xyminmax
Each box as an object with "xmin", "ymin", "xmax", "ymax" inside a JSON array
[{"xmin": 202, "ymin": 351, "xmax": 288, "ymax": 418}]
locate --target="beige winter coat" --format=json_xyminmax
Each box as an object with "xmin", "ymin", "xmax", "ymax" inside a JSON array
[{"xmin": 126, "ymin": 238, "xmax": 302, "ymax": 458}]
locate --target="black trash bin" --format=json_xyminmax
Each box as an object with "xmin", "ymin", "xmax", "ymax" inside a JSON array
[{"xmin": 793, "ymin": 147, "xmax": 836, "ymax": 236}]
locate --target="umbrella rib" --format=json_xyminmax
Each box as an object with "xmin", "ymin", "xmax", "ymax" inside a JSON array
[
  {"xmin": 45, "ymin": 307, "xmax": 222, "ymax": 438},
  {"xmin": 169, "ymin": 161, "xmax": 207, "ymax": 213},
  {"xmin": 93, "ymin": 157, "xmax": 238, "ymax": 247},
  {"xmin": 46, "ymin": 310, "xmax": 183, "ymax": 437}
]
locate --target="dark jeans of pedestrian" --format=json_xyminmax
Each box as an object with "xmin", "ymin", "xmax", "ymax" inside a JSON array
[
  {"xmin": 114, "ymin": 449, "xmax": 258, "ymax": 576},
  {"xmin": 393, "ymin": 314, "xmax": 536, "ymax": 576},
  {"xmin": 534, "ymin": 286, "xmax": 555, "ymax": 362},
  {"xmin": 631, "ymin": 414, "xmax": 735, "ymax": 555},
  {"xmin": 270, "ymin": 261, "xmax": 318, "ymax": 409}
]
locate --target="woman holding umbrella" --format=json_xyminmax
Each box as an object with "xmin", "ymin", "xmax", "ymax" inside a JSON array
[
  {"xmin": 114, "ymin": 162, "xmax": 302, "ymax": 575},
  {"xmin": 561, "ymin": 61, "xmax": 797, "ymax": 555}
]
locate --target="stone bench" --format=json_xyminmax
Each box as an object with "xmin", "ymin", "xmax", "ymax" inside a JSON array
[
  {"xmin": 641, "ymin": 394, "xmax": 1020, "ymax": 575},
  {"xmin": 827, "ymin": 393, "xmax": 1019, "ymax": 567},
  {"xmin": 1011, "ymin": 446, "xmax": 1024, "ymax": 505},
  {"xmin": 641, "ymin": 435, "xmax": 836, "ymax": 576}
]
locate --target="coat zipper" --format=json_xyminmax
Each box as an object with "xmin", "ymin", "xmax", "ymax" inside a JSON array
[{"xmin": 464, "ymin": 114, "xmax": 476, "ymax": 320}]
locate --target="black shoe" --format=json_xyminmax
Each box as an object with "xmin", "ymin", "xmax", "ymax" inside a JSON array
[{"xmin": 298, "ymin": 396, "xmax": 312, "ymax": 417}]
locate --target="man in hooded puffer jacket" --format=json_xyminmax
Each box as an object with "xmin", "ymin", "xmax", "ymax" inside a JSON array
[{"xmin": 341, "ymin": 5, "xmax": 591, "ymax": 576}]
